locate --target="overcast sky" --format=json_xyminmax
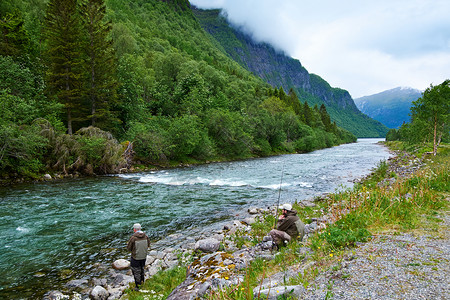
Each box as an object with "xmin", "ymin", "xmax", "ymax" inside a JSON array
[{"xmin": 190, "ymin": 0, "xmax": 450, "ymax": 98}]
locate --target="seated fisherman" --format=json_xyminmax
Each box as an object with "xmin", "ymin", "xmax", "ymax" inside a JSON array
[{"xmin": 269, "ymin": 203, "xmax": 305, "ymax": 248}]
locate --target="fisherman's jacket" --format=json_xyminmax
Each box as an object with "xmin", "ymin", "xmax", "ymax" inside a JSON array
[
  {"xmin": 127, "ymin": 231, "xmax": 150, "ymax": 260},
  {"xmin": 277, "ymin": 210, "xmax": 300, "ymax": 238}
]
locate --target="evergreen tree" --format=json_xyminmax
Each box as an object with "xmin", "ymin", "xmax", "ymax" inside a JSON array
[
  {"xmin": 0, "ymin": 11, "xmax": 30, "ymax": 56},
  {"xmin": 278, "ymin": 86, "xmax": 287, "ymax": 100},
  {"xmin": 303, "ymin": 101, "xmax": 312, "ymax": 126},
  {"xmin": 80, "ymin": 0, "xmax": 117, "ymax": 128},
  {"xmin": 44, "ymin": 0, "xmax": 84, "ymax": 134},
  {"xmin": 319, "ymin": 104, "xmax": 332, "ymax": 132},
  {"xmin": 288, "ymin": 88, "xmax": 301, "ymax": 115}
]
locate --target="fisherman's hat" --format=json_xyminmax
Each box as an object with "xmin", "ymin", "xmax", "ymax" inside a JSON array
[{"xmin": 279, "ymin": 203, "xmax": 292, "ymax": 211}]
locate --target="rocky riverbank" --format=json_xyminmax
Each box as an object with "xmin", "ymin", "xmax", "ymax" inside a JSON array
[
  {"xmin": 42, "ymin": 202, "xmax": 329, "ymax": 300},
  {"xmin": 42, "ymin": 145, "xmax": 449, "ymax": 300}
]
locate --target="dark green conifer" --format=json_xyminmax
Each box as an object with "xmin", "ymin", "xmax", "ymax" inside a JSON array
[
  {"xmin": 80, "ymin": 0, "xmax": 117, "ymax": 128},
  {"xmin": 44, "ymin": 0, "xmax": 84, "ymax": 134},
  {"xmin": 319, "ymin": 104, "xmax": 333, "ymax": 132},
  {"xmin": 0, "ymin": 11, "xmax": 30, "ymax": 56},
  {"xmin": 288, "ymin": 88, "xmax": 301, "ymax": 115},
  {"xmin": 303, "ymin": 101, "xmax": 312, "ymax": 126}
]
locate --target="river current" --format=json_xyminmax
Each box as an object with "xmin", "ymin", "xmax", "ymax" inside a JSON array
[{"xmin": 0, "ymin": 138, "xmax": 391, "ymax": 298}]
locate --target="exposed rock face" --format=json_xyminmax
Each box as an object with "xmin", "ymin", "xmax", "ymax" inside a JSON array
[
  {"xmin": 193, "ymin": 8, "xmax": 358, "ymax": 112},
  {"xmin": 193, "ymin": 8, "xmax": 389, "ymax": 137}
]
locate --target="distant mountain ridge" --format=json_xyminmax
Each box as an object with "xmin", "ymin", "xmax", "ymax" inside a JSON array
[
  {"xmin": 354, "ymin": 87, "xmax": 422, "ymax": 129},
  {"xmin": 193, "ymin": 8, "xmax": 389, "ymax": 137}
]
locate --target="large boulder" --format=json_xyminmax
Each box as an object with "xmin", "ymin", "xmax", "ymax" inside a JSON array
[
  {"xmin": 112, "ymin": 259, "xmax": 130, "ymax": 270},
  {"xmin": 194, "ymin": 238, "xmax": 220, "ymax": 253},
  {"xmin": 90, "ymin": 285, "xmax": 109, "ymax": 300}
]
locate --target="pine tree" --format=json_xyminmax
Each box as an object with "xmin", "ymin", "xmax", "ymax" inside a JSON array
[
  {"xmin": 0, "ymin": 11, "xmax": 30, "ymax": 56},
  {"xmin": 79, "ymin": 0, "xmax": 117, "ymax": 128},
  {"xmin": 303, "ymin": 101, "xmax": 312, "ymax": 126},
  {"xmin": 319, "ymin": 104, "xmax": 332, "ymax": 132},
  {"xmin": 288, "ymin": 88, "xmax": 301, "ymax": 115},
  {"xmin": 44, "ymin": 0, "xmax": 84, "ymax": 134}
]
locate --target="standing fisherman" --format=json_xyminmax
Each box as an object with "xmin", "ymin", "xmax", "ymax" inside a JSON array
[{"xmin": 127, "ymin": 223, "xmax": 151, "ymax": 291}]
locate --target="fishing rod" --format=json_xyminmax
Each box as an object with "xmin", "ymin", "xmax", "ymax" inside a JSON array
[{"xmin": 273, "ymin": 164, "xmax": 285, "ymax": 229}]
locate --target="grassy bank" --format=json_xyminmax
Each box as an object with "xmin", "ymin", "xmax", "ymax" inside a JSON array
[{"xmin": 123, "ymin": 142, "xmax": 449, "ymax": 300}]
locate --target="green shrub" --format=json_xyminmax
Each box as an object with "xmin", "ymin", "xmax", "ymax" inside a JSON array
[
  {"xmin": 0, "ymin": 122, "xmax": 47, "ymax": 178},
  {"xmin": 321, "ymin": 223, "xmax": 371, "ymax": 249}
]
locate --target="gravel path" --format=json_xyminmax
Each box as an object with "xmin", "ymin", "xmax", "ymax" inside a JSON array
[{"xmin": 302, "ymin": 210, "xmax": 450, "ymax": 300}]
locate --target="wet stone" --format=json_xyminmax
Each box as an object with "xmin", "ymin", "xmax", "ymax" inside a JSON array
[{"xmin": 112, "ymin": 259, "xmax": 130, "ymax": 270}]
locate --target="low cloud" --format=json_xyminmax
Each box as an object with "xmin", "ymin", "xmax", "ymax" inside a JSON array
[{"xmin": 191, "ymin": 0, "xmax": 450, "ymax": 97}]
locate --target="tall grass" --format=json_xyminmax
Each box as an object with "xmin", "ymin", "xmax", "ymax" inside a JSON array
[{"xmin": 312, "ymin": 145, "xmax": 449, "ymax": 254}]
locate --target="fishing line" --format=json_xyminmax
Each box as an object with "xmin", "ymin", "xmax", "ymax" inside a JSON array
[{"xmin": 274, "ymin": 163, "xmax": 285, "ymax": 228}]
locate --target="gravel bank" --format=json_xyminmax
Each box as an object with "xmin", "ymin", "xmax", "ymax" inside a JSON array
[{"xmin": 301, "ymin": 210, "xmax": 449, "ymax": 299}]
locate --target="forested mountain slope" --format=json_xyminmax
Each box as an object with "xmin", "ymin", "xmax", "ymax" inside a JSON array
[
  {"xmin": 193, "ymin": 8, "xmax": 389, "ymax": 138},
  {"xmin": 0, "ymin": 0, "xmax": 356, "ymax": 180},
  {"xmin": 354, "ymin": 87, "xmax": 422, "ymax": 129}
]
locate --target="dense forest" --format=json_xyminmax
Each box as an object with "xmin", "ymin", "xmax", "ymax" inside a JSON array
[{"xmin": 0, "ymin": 0, "xmax": 356, "ymax": 181}]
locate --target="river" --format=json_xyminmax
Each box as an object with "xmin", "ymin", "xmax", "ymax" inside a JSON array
[{"xmin": 0, "ymin": 138, "xmax": 392, "ymax": 298}]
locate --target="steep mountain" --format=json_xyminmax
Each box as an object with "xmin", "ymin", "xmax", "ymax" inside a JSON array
[
  {"xmin": 354, "ymin": 87, "xmax": 422, "ymax": 129},
  {"xmin": 192, "ymin": 8, "xmax": 389, "ymax": 138}
]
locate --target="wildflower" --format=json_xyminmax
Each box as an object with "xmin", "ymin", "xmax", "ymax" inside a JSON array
[
  {"xmin": 225, "ymin": 276, "xmax": 229, "ymax": 280},
  {"xmin": 330, "ymin": 253, "xmax": 333, "ymax": 257}
]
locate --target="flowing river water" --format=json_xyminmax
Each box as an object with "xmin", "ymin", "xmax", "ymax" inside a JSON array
[{"xmin": 0, "ymin": 139, "xmax": 392, "ymax": 298}]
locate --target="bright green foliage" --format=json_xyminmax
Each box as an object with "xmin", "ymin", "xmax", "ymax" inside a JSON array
[
  {"xmin": 1, "ymin": 0, "xmax": 358, "ymax": 179},
  {"xmin": 167, "ymin": 115, "xmax": 205, "ymax": 159},
  {"xmin": 0, "ymin": 122, "xmax": 47, "ymax": 178},
  {"xmin": 44, "ymin": 0, "xmax": 84, "ymax": 134},
  {"xmin": 385, "ymin": 128, "xmax": 400, "ymax": 141},
  {"xmin": 410, "ymin": 80, "xmax": 450, "ymax": 155},
  {"xmin": 205, "ymin": 109, "xmax": 253, "ymax": 158},
  {"xmin": 124, "ymin": 120, "xmax": 169, "ymax": 162},
  {"xmin": 319, "ymin": 214, "xmax": 371, "ymax": 249},
  {"xmin": 392, "ymin": 80, "xmax": 450, "ymax": 154},
  {"xmin": 125, "ymin": 265, "xmax": 188, "ymax": 299}
]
